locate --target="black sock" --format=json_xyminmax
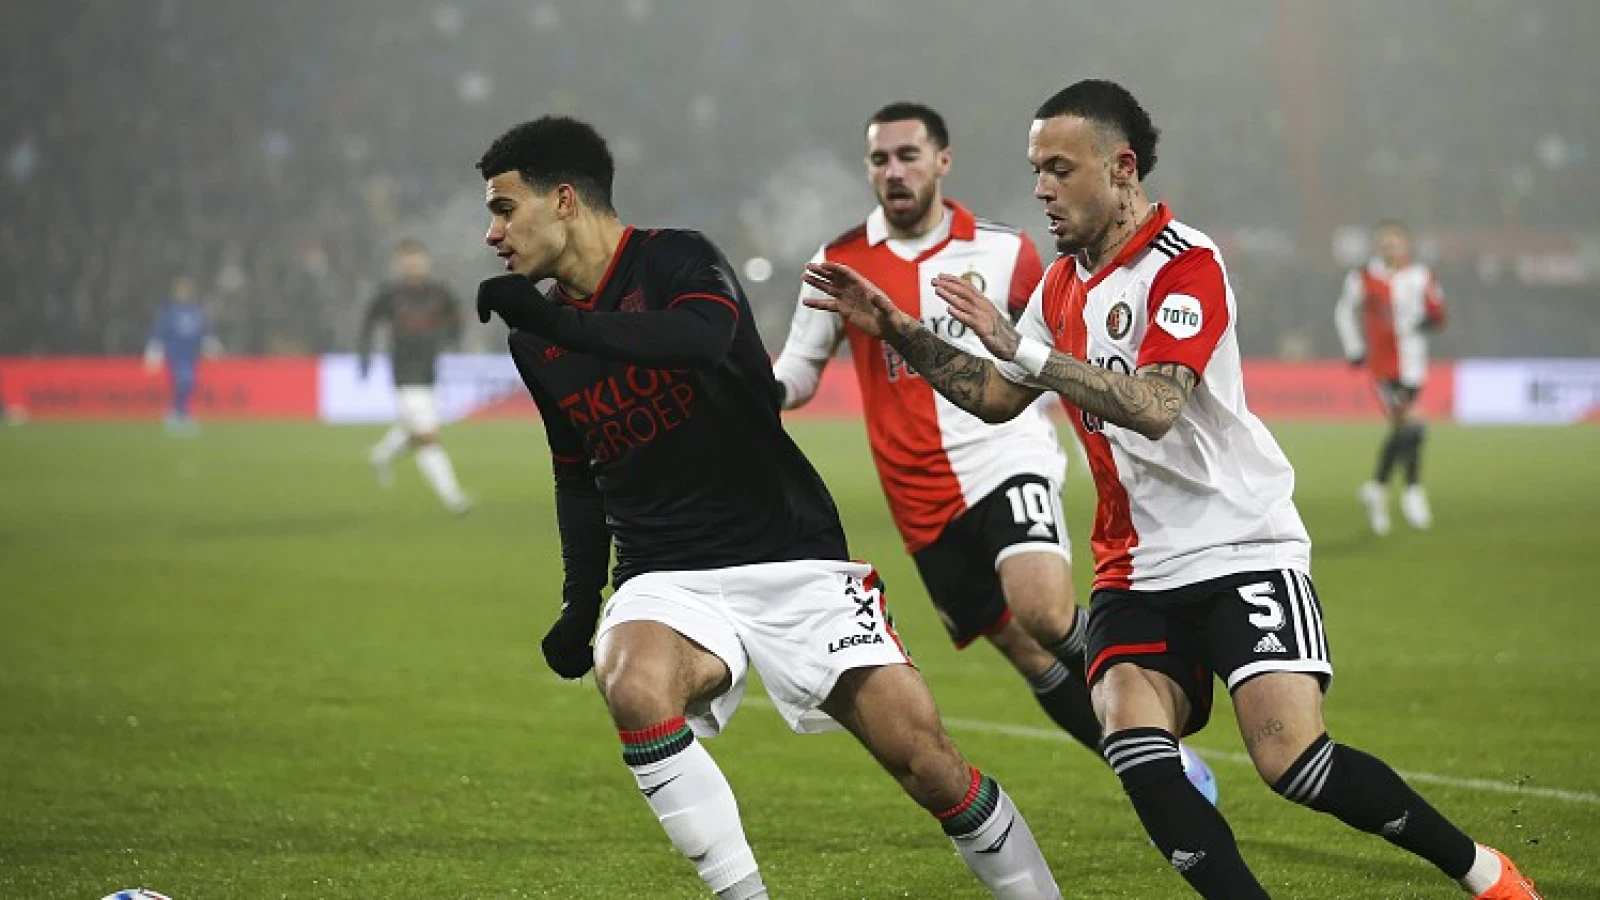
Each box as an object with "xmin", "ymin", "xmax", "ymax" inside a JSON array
[
  {"xmin": 1027, "ymin": 662, "xmax": 1101, "ymax": 751},
  {"xmin": 1402, "ymin": 423, "xmax": 1426, "ymax": 485},
  {"xmin": 1104, "ymin": 728, "xmax": 1269, "ymax": 899},
  {"xmin": 1375, "ymin": 426, "xmax": 1403, "ymax": 483},
  {"xmin": 1042, "ymin": 605, "xmax": 1090, "ymax": 669},
  {"xmin": 1274, "ymin": 733, "xmax": 1475, "ymax": 879}
]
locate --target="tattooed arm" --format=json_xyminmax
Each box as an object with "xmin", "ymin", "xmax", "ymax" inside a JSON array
[
  {"xmin": 802, "ymin": 260, "xmax": 1201, "ymax": 435},
  {"xmin": 1035, "ymin": 357, "xmax": 1198, "ymax": 440},
  {"xmin": 928, "ymin": 272, "xmax": 1199, "ymax": 440},
  {"xmin": 879, "ymin": 314, "xmax": 1041, "ymax": 423},
  {"xmin": 801, "ymin": 262, "xmax": 1040, "ymax": 423}
]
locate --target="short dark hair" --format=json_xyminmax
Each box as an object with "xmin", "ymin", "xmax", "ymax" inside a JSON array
[
  {"xmin": 476, "ymin": 116, "xmax": 616, "ymax": 213},
  {"xmin": 1374, "ymin": 218, "xmax": 1410, "ymax": 234},
  {"xmin": 867, "ymin": 102, "xmax": 950, "ymax": 149},
  {"xmin": 1034, "ymin": 80, "xmax": 1160, "ymax": 180}
]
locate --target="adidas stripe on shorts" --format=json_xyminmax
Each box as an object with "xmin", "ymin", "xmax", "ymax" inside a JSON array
[{"xmin": 1085, "ymin": 569, "xmax": 1332, "ymax": 736}]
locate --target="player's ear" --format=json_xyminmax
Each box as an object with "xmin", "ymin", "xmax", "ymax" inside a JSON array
[
  {"xmin": 935, "ymin": 146, "xmax": 952, "ymax": 178},
  {"xmin": 554, "ymin": 183, "xmax": 580, "ymax": 220},
  {"xmin": 1111, "ymin": 144, "xmax": 1139, "ymax": 187}
]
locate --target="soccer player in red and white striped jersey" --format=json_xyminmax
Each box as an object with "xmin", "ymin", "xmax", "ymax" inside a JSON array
[
  {"xmin": 1336, "ymin": 220, "xmax": 1447, "ymax": 534},
  {"xmin": 773, "ymin": 102, "xmax": 1100, "ymax": 752},
  {"xmin": 804, "ymin": 80, "xmax": 1539, "ymax": 900}
]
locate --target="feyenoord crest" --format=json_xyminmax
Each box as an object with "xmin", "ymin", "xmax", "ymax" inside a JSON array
[
  {"xmin": 1106, "ymin": 300, "xmax": 1133, "ymax": 339},
  {"xmin": 959, "ymin": 269, "xmax": 987, "ymax": 294}
]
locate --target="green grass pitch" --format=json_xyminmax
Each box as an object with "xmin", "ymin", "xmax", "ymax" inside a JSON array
[{"xmin": 1, "ymin": 420, "xmax": 1596, "ymax": 898}]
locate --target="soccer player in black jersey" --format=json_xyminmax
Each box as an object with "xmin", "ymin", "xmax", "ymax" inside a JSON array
[
  {"xmin": 474, "ymin": 116, "xmax": 1062, "ymax": 900},
  {"xmin": 358, "ymin": 240, "xmax": 471, "ymax": 514}
]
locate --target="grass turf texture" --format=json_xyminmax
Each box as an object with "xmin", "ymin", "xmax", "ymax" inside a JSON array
[{"xmin": 1, "ymin": 421, "xmax": 1596, "ymax": 899}]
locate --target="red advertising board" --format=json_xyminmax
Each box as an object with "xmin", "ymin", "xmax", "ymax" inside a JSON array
[
  {"xmin": 0, "ymin": 358, "xmax": 319, "ymax": 419},
  {"xmin": 0, "ymin": 356, "xmax": 1457, "ymax": 422},
  {"xmin": 1241, "ymin": 361, "xmax": 1454, "ymax": 420}
]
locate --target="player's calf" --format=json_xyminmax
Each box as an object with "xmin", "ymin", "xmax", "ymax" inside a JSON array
[
  {"xmin": 823, "ymin": 665, "xmax": 1061, "ymax": 899},
  {"xmin": 1095, "ymin": 665, "xmax": 1268, "ymax": 898}
]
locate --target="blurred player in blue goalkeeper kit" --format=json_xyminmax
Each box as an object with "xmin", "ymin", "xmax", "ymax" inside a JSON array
[
  {"xmin": 144, "ymin": 275, "xmax": 221, "ymax": 434},
  {"xmin": 358, "ymin": 239, "xmax": 472, "ymax": 515}
]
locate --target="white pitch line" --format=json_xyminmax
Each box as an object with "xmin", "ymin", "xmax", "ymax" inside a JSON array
[
  {"xmin": 737, "ymin": 697, "xmax": 1599, "ymax": 806},
  {"xmin": 936, "ymin": 713, "xmax": 1600, "ymax": 807}
]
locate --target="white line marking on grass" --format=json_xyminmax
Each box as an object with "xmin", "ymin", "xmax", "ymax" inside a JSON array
[
  {"xmin": 743, "ymin": 698, "xmax": 1600, "ymax": 806},
  {"xmin": 936, "ymin": 713, "xmax": 1600, "ymax": 807}
]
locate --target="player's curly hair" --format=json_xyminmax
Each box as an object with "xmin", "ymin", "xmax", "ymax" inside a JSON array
[
  {"xmin": 477, "ymin": 116, "xmax": 616, "ymax": 213},
  {"xmin": 1034, "ymin": 80, "xmax": 1160, "ymax": 180},
  {"xmin": 868, "ymin": 101, "xmax": 950, "ymax": 149}
]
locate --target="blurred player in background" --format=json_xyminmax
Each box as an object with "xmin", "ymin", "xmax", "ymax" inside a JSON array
[
  {"xmin": 805, "ymin": 80, "xmax": 1539, "ymax": 900},
  {"xmin": 358, "ymin": 239, "xmax": 471, "ymax": 515},
  {"xmin": 144, "ymin": 275, "xmax": 220, "ymax": 435},
  {"xmin": 1336, "ymin": 220, "xmax": 1446, "ymax": 535},
  {"xmin": 476, "ymin": 115, "xmax": 1062, "ymax": 899},
  {"xmin": 773, "ymin": 102, "xmax": 1102, "ymax": 752}
]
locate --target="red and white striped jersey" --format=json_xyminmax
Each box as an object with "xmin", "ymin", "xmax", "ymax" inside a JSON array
[
  {"xmin": 998, "ymin": 204, "xmax": 1310, "ymax": 592},
  {"xmin": 1335, "ymin": 259, "xmax": 1446, "ymax": 386},
  {"xmin": 776, "ymin": 200, "xmax": 1064, "ymax": 553}
]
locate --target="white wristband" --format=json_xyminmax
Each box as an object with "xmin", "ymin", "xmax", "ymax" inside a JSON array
[{"xmin": 1012, "ymin": 337, "xmax": 1053, "ymax": 378}]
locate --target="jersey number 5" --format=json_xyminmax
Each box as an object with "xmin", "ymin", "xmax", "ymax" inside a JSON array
[{"xmin": 1237, "ymin": 582, "xmax": 1284, "ymax": 631}]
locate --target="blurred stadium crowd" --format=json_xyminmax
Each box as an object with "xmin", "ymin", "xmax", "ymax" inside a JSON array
[{"xmin": 2, "ymin": 0, "xmax": 1595, "ymax": 358}]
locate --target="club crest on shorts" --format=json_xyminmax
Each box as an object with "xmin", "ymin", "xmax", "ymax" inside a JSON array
[
  {"xmin": 959, "ymin": 269, "xmax": 987, "ymax": 294},
  {"xmin": 1106, "ymin": 300, "xmax": 1133, "ymax": 339},
  {"xmin": 1155, "ymin": 294, "xmax": 1204, "ymax": 339}
]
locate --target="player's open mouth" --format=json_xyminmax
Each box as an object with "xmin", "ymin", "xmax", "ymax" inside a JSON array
[
  {"xmin": 498, "ymin": 251, "xmax": 515, "ymax": 270},
  {"xmin": 884, "ymin": 186, "xmax": 915, "ymax": 208},
  {"xmin": 1045, "ymin": 213, "xmax": 1066, "ymax": 235}
]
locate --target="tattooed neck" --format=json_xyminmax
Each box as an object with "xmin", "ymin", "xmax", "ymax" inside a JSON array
[{"xmin": 1084, "ymin": 188, "xmax": 1153, "ymax": 273}]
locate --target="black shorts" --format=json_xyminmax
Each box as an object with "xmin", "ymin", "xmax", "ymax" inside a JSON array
[
  {"xmin": 1376, "ymin": 380, "xmax": 1420, "ymax": 414},
  {"xmin": 911, "ymin": 474, "xmax": 1070, "ymax": 647},
  {"xmin": 1086, "ymin": 569, "xmax": 1333, "ymax": 736}
]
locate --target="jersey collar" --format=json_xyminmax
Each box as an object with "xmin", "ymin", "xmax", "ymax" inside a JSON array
[
  {"xmin": 865, "ymin": 200, "xmax": 976, "ymax": 247},
  {"xmin": 556, "ymin": 225, "xmax": 635, "ymax": 309},
  {"xmin": 1078, "ymin": 202, "xmax": 1174, "ymax": 290}
]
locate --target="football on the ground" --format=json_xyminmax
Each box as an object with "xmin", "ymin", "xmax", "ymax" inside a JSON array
[
  {"xmin": 1181, "ymin": 744, "xmax": 1220, "ymax": 806},
  {"xmin": 101, "ymin": 891, "xmax": 172, "ymax": 900}
]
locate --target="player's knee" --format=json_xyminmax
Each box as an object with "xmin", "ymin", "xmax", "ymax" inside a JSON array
[
  {"xmin": 409, "ymin": 432, "xmax": 437, "ymax": 446},
  {"xmin": 1092, "ymin": 663, "xmax": 1184, "ymax": 735},
  {"xmin": 1245, "ymin": 719, "xmax": 1323, "ymax": 785},
  {"xmin": 596, "ymin": 665, "xmax": 681, "ymax": 730}
]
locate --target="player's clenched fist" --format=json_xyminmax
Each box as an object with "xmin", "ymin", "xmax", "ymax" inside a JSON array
[
  {"xmin": 477, "ymin": 274, "xmax": 550, "ymax": 331},
  {"xmin": 541, "ymin": 597, "xmax": 601, "ymax": 679}
]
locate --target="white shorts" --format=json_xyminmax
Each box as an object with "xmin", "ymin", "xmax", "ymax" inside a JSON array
[
  {"xmin": 396, "ymin": 386, "xmax": 439, "ymax": 435},
  {"xmin": 595, "ymin": 559, "xmax": 912, "ymax": 738}
]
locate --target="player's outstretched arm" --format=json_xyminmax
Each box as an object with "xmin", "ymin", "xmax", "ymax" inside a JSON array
[
  {"xmin": 803, "ymin": 262, "xmax": 1039, "ymax": 423},
  {"xmin": 932, "ymin": 273, "xmax": 1196, "ymax": 441}
]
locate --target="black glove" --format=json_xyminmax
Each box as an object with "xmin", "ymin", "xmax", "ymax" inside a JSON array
[
  {"xmin": 1347, "ymin": 355, "xmax": 1366, "ymax": 369},
  {"xmin": 541, "ymin": 595, "xmax": 601, "ymax": 679},
  {"xmin": 477, "ymin": 274, "xmax": 550, "ymax": 331}
]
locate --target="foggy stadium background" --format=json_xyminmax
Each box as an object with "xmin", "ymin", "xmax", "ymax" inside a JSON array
[
  {"xmin": 3, "ymin": 3, "xmax": 1600, "ymax": 898},
  {"xmin": 2, "ymin": 0, "xmax": 1596, "ymax": 362}
]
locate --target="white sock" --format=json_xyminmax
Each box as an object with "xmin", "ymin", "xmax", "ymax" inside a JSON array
[
  {"xmin": 1458, "ymin": 844, "xmax": 1503, "ymax": 895},
  {"xmin": 941, "ymin": 773, "xmax": 1061, "ymax": 899},
  {"xmin": 627, "ymin": 729, "xmax": 761, "ymax": 895},
  {"xmin": 414, "ymin": 444, "xmax": 465, "ymax": 505},
  {"xmin": 369, "ymin": 426, "xmax": 409, "ymax": 465}
]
